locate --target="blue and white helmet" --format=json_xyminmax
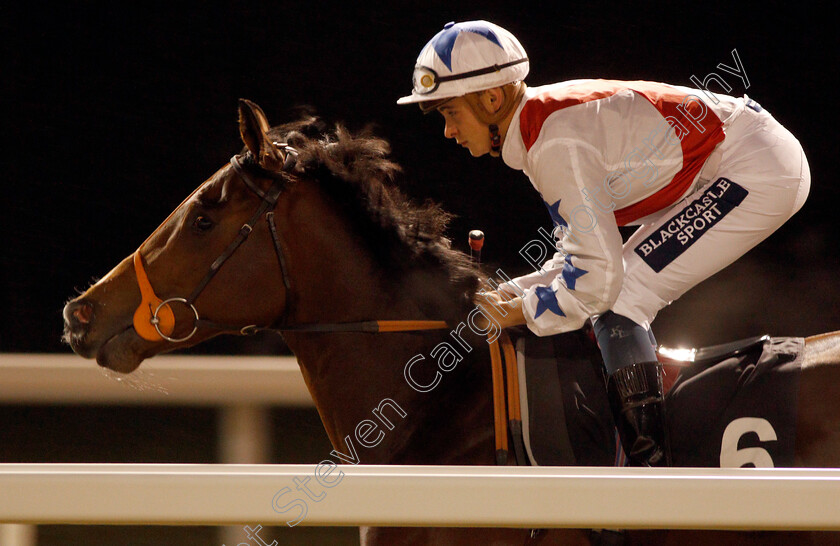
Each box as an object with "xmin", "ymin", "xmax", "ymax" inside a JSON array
[{"xmin": 397, "ymin": 20, "xmax": 529, "ymax": 106}]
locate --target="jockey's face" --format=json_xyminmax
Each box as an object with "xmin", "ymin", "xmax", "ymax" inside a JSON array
[{"xmin": 437, "ymin": 97, "xmax": 491, "ymax": 157}]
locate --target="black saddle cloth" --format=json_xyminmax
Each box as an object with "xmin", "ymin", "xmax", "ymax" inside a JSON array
[{"xmin": 515, "ymin": 330, "xmax": 803, "ymax": 468}]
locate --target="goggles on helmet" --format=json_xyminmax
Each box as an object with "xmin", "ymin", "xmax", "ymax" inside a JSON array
[{"xmin": 411, "ymin": 57, "xmax": 529, "ymax": 96}]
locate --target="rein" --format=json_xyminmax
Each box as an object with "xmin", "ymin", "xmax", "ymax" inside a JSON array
[{"xmin": 130, "ymin": 143, "xmax": 518, "ymax": 465}]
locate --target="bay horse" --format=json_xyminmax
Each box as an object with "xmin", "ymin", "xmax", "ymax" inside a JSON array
[{"xmin": 63, "ymin": 99, "xmax": 840, "ymax": 545}]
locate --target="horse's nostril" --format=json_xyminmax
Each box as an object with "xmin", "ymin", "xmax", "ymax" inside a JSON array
[
  {"xmin": 74, "ymin": 304, "xmax": 92, "ymax": 324},
  {"xmin": 67, "ymin": 301, "xmax": 94, "ymax": 326}
]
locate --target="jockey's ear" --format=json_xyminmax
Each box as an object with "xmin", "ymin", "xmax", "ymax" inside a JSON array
[
  {"xmin": 238, "ymin": 99, "xmax": 284, "ymax": 171},
  {"xmin": 478, "ymin": 87, "xmax": 505, "ymax": 116}
]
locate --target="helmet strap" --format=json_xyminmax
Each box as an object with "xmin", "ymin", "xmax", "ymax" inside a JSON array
[
  {"xmin": 489, "ymin": 124, "xmax": 502, "ymax": 155},
  {"xmin": 463, "ymin": 82, "xmax": 526, "ymax": 157}
]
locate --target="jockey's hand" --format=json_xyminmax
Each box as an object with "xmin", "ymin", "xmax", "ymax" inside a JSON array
[{"xmin": 475, "ymin": 291, "xmax": 527, "ymax": 330}]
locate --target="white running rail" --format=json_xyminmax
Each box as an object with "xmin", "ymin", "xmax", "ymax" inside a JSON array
[{"xmin": 0, "ymin": 464, "xmax": 839, "ymax": 530}]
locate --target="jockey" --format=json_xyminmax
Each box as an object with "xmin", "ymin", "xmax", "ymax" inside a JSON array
[{"xmin": 397, "ymin": 20, "xmax": 811, "ymax": 466}]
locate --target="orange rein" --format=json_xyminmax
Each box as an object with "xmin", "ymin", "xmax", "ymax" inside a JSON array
[
  {"xmin": 383, "ymin": 321, "xmax": 519, "ymax": 465},
  {"xmin": 488, "ymin": 331, "xmax": 521, "ymax": 465},
  {"xmin": 375, "ymin": 320, "xmax": 449, "ymax": 332},
  {"xmin": 137, "ymin": 247, "xmax": 517, "ymax": 464}
]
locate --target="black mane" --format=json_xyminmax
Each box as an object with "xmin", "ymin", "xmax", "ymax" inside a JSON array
[{"xmin": 267, "ymin": 116, "xmax": 482, "ymax": 319}]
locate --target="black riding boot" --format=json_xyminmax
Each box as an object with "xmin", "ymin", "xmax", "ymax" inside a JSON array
[{"xmin": 607, "ymin": 361, "xmax": 670, "ymax": 466}]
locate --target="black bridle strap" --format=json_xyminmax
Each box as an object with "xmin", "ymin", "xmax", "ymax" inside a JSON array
[
  {"xmin": 184, "ymin": 150, "xmax": 299, "ymax": 335},
  {"xmin": 266, "ymin": 212, "xmax": 292, "ymax": 291},
  {"xmin": 232, "ymin": 156, "xmax": 287, "ymax": 198},
  {"xmin": 185, "ymin": 157, "xmax": 285, "ymax": 304}
]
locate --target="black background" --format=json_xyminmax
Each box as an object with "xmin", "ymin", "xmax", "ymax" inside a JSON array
[{"xmin": 4, "ymin": 1, "xmax": 838, "ymax": 353}]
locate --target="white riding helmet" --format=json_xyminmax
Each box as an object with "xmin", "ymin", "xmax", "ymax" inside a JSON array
[{"xmin": 397, "ymin": 20, "xmax": 529, "ymax": 106}]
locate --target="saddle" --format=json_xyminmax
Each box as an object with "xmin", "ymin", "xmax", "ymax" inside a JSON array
[{"xmin": 489, "ymin": 329, "xmax": 804, "ymax": 467}]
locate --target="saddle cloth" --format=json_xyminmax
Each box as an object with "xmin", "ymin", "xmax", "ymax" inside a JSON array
[{"xmin": 514, "ymin": 331, "xmax": 803, "ymax": 467}]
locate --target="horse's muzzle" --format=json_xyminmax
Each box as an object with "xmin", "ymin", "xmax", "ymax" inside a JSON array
[{"xmin": 62, "ymin": 299, "xmax": 96, "ymax": 355}]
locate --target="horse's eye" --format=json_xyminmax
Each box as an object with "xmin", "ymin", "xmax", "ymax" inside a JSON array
[{"xmin": 193, "ymin": 215, "xmax": 214, "ymax": 232}]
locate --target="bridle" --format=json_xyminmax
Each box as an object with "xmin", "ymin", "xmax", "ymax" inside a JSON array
[
  {"xmin": 132, "ymin": 144, "xmax": 296, "ymax": 343},
  {"xmin": 131, "ymin": 143, "xmax": 447, "ymax": 343},
  {"xmin": 130, "ymin": 142, "xmax": 520, "ymax": 465}
]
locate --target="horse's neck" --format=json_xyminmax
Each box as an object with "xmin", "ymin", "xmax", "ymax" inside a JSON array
[
  {"xmin": 278, "ymin": 183, "xmax": 495, "ymax": 464},
  {"xmin": 279, "ymin": 183, "xmax": 417, "ymax": 324},
  {"xmin": 285, "ymin": 328, "xmax": 496, "ymax": 466}
]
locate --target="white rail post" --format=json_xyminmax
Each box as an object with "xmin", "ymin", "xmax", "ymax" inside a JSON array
[
  {"xmin": 218, "ymin": 405, "xmax": 272, "ymax": 546},
  {"xmin": 0, "ymin": 524, "xmax": 36, "ymax": 546}
]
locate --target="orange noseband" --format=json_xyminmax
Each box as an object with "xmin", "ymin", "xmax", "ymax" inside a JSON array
[{"xmin": 132, "ymin": 251, "xmax": 176, "ymax": 341}]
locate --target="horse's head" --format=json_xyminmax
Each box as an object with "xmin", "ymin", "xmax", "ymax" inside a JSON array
[
  {"xmin": 64, "ymin": 99, "xmax": 482, "ymax": 374},
  {"xmin": 63, "ymin": 100, "xmax": 306, "ymax": 372}
]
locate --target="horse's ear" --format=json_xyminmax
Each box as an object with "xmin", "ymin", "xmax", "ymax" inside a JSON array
[{"xmin": 238, "ymin": 99, "xmax": 284, "ymax": 171}]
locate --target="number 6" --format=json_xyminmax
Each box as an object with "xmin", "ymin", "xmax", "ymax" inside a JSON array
[{"xmin": 719, "ymin": 417, "xmax": 777, "ymax": 468}]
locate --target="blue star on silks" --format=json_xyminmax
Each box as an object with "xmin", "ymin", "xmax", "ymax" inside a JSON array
[
  {"xmin": 430, "ymin": 22, "xmax": 504, "ymax": 71},
  {"xmin": 561, "ymin": 254, "xmax": 589, "ymax": 291},
  {"xmin": 543, "ymin": 198, "xmax": 568, "ymax": 228},
  {"xmin": 534, "ymin": 286, "xmax": 566, "ymax": 319}
]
